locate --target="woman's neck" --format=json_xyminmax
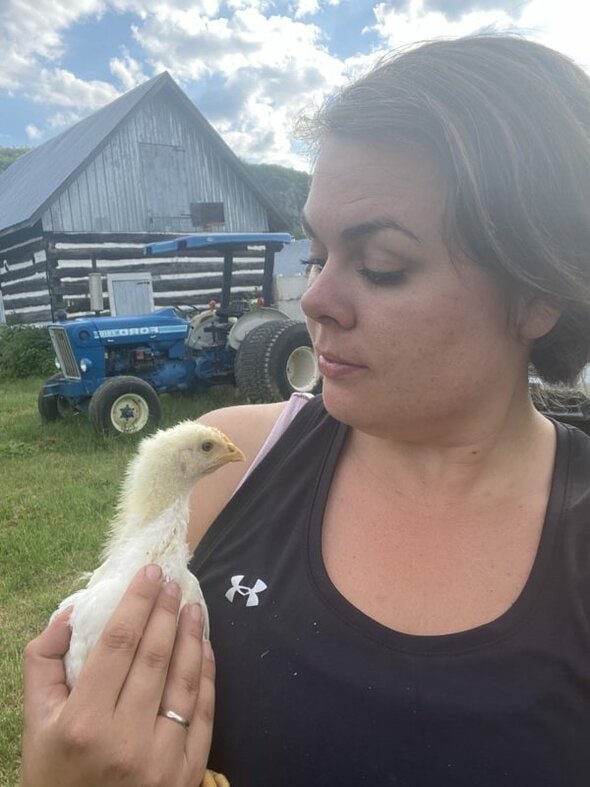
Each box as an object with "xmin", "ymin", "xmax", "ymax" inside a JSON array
[{"xmin": 345, "ymin": 400, "xmax": 556, "ymax": 509}]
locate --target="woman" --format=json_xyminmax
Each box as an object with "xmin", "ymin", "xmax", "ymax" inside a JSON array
[{"xmin": 22, "ymin": 35, "xmax": 590, "ymax": 786}]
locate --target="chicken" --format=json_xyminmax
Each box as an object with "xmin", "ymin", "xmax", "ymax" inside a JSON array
[{"xmin": 53, "ymin": 420, "xmax": 244, "ymax": 689}]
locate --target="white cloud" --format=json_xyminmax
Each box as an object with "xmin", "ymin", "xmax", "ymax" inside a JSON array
[
  {"xmin": 128, "ymin": 4, "xmax": 346, "ymax": 166},
  {"xmin": 3, "ymin": 0, "xmax": 589, "ymax": 166},
  {"xmin": 110, "ymin": 52, "xmax": 149, "ymax": 89},
  {"xmin": 31, "ymin": 68, "xmax": 120, "ymax": 109},
  {"xmin": 368, "ymin": 0, "xmax": 514, "ymax": 47},
  {"xmin": 46, "ymin": 109, "xmax": 85, "ymax": 131},
  {"xmin": 294, "ymin": 0, "xmax": 320, "ymax": 19},
  {"xmin": 25, "ymin": 124, "xmax": 42, "ymax": 140},
  {"xmin": 517, "ymin": 0, "xmax": 590, "ymax": 71},
  {"xmin": 0, "ymin": 0, "xmax": 107, "ymax": 89},
  {"xmin": 368, "ymin": 0, "xmax": 590, "ymax": 73}
]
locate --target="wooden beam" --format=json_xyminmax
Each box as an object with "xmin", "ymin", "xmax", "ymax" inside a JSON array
[
  {"xmin": 51, "ymin": 246, "xmax": 265, "ymax": 261},
  {"xmin": 6, "ymin": 308, "xmax": 53, "ymax": 325},
  {"xmin": 48, "ymin": 232, "xmax": 184, "ymax": 245},
  {"xmin": 0, "ymin": 260, "xmax": 48, "ymax": 284},
  {"xmin": 52, "ymin": 260, "xmax": 263, "ymax": 278},
  {"xmin": 55, "ymin": 273, "xmax": 262, "ymax": 297},
  {"xmin": 4, "ymin": 293, "xmax": 51, "ymax": 310},
  {"xmin": 2, "ymin": 278, "xmax": 49, "ymax": 296}
]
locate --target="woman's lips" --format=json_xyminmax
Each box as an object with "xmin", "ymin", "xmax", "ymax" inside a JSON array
[{"xmin": 318, "ymin": 353, "xmax": 366, "ymax": 379}]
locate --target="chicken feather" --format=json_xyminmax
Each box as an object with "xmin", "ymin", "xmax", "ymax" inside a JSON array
[{"xmin": 53, "ymin": 420, "xmax": 244, "ymax": 689}]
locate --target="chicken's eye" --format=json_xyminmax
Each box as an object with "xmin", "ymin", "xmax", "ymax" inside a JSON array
[{"xmin": 201, "ymin": 440, "xmax": 214, "ymax": 453}]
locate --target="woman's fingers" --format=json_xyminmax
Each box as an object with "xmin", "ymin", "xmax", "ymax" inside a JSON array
[
  {"xmin": 117, "ymin": 579, "xmax": 183, "ymax": 720},
  {"xmin": 185, "ymin": 632, "xmax": 216, "ymax": 776},
  {"xmin": 157, "ymin": 602, "xmax": 207, "ymax": 747},
  {"xmin": 68, "ymin": 564, "xmax": 164, "ymax": 714},
  {"xmin": 154, "ymin": 602, "xmax": 216, "ymax": 778},
  {"xmin": 23, "ymin": 606, "xmax": 72, "ymax": 726},
  {"xmin": 22, "ymin": 567, "xmax": 216, "ymax": 787}
]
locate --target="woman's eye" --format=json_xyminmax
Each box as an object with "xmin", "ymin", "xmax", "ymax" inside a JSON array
[
  {"xmin": 300, "ymin": 257, "xmax": 327, "ymax": 269},
  {"xmin": 300, "ymin": 257, "xmax": 326, "ymax": 279},
  {"xmin": 358, "ymin": 267, "xmax": 407, "ymax": 286}
]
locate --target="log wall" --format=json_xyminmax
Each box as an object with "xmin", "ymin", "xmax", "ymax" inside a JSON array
[{"xmin": 0, "ymin": 233, "xmax": 267, "ymax": 325}]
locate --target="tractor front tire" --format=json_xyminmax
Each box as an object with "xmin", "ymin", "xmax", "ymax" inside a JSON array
[
  {"xmin": 235, "ymin": 320, "xmax": 321, "ymax": 403},
  {"xmin": 88, "ymin": 376, "xmax": 161, "ymax": 435},
  {"xmin": 38, "ymin": 374, "xmax": 66, "ymax": 422}
]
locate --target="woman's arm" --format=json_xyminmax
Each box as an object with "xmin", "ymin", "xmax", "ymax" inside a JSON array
[{"xmin": 188, "ymin": 402, "xmax": 287, "ymax": 551}]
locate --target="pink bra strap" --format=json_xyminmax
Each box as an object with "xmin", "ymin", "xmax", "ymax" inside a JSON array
[{"xmin": 236, "ymin": 393, "xmax": 314, "ymax": 490}]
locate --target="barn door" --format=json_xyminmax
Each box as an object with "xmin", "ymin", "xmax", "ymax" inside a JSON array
[
  {"xmin": 107, "ymin": 273, "xmax": 154, "ymax": 316},
  {"xmin": 139, "ymin": 142, "xmax": 191, "ymax": 232}
]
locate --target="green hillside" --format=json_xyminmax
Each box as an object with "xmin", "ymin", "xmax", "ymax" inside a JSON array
[
  {"xmin": 0, "ymin": 146, "xmax": 29, "ymax": 174},
  {"xmin": 245, "ymin": 162, "xmax": 309, "ymax": 237}
]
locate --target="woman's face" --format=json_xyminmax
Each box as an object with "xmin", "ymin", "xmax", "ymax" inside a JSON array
[{"xmin": 300, "ymin": 136, "xmax": 532, "ymax": 439}]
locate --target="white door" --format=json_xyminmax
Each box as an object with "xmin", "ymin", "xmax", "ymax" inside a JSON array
[{"xmin": 107, "ymin": 273, "xmax": 154, "ymax": 316}]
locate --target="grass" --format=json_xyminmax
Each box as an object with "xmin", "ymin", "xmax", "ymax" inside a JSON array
[{"xmin": 0, "ymin": 378, "xmax": 246, "ymax": 787}]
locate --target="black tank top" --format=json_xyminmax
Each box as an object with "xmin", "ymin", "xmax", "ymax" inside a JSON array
[{"xmin": 190, "ymin": 396, "xmax": 590, "ymax": 787}]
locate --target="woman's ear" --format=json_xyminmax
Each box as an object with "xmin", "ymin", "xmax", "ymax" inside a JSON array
[{"xmin": 517, "ymin": 296, "xmax": 561, "ymax": 341}]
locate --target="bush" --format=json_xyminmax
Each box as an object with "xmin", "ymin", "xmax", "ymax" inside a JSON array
[{"xmin": 0, "ymin": 325, "xmax": 55, "ymax": 379}]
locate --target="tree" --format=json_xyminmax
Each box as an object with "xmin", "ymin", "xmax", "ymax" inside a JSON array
[
  {"xmin": 245, "ymin": 162, "xmax": 310, "ymax": 238},
  {"xmin": 0, "ymin": 146, "xmax": 30, "ymax": 174}
]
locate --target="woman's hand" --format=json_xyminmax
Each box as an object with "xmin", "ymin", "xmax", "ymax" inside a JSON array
[{"xmin": 21, "ymin": 565, "xmax": 215, "ymax": 787}]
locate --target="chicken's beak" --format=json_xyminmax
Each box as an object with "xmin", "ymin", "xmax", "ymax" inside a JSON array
[{"xmin": 218, "ymin": 433, "xmax": 245, "ymax": 465}]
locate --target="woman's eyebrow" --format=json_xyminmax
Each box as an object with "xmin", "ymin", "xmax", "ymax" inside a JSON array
[
  {"xmin": 300, "ymin": 212, "xmax": 420, "ymax": 244},
  {"xmin": 341, "ymin": 218, "xmax": 421, "ymax": 244}
]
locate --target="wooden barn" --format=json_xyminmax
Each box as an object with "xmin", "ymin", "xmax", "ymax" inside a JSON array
[{"xmin": 0, "ymin": 72, "xmax": 289, "ymax": 325}]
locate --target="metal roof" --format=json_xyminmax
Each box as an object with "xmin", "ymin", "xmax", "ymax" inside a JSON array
[
  {"xmin": 0, "ymin": 72, "xmax": 288, "ymax": 236},
  {"xmin": 0, "ymin": 74, "xmax": 166, "ymax": 236}
]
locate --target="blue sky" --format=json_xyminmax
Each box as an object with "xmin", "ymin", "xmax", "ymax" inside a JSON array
[{"xmin": 0, "ymin": 0, "xmax": 588, "ymax": 169}]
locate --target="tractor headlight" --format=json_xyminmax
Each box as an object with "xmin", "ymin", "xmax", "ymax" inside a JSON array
[
  {"xmin": 80, "ymin": 357, "xmax": 92, "ymax": 373},
  {"xmin": 54, "ymin": 357, "xmax": 61, "ymax": 370}
]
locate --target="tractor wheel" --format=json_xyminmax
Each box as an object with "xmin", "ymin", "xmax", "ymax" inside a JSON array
[
  {"xmin": 88, "ymin": 376, "xmax": 161, "ymax": 435},
  {"xmin": 235, "ymin": 320, "xmax": 321, "ymax": 403},
  {"xmin": 38, "ymin": 374, "xmax": 70, "ymax": 422}
]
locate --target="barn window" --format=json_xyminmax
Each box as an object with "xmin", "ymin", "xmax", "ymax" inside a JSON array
[{"xmin": 190, "ymin": 202, "xmax": 225, "ymax": 229}]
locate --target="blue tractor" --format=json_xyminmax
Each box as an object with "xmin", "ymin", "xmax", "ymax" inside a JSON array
[{"xmin": 38, "ymin": 233, "xmax": 321, "ymax": 434}]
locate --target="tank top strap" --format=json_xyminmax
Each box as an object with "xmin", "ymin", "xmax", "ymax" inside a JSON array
[{"xmin": 235, "ymin": 392, "xmax": 315, "ymax": 491}]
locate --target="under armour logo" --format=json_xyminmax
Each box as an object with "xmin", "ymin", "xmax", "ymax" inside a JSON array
[{"xmin": 225, "ymin": 575, "xmax": 268, "ymax": 607}]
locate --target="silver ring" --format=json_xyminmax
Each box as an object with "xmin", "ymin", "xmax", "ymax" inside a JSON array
[{"xmin": 159, "ymin": 708, "xmax": 190, "ymax": 729}]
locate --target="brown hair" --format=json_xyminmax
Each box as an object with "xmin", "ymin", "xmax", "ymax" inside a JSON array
[{"xmin": 299, "ymin": 36, "xmax": 590, "ymax": 384}]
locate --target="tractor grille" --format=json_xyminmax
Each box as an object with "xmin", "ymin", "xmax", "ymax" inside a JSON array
[{"xmin": 49, "ymin": 327, "xmax": 81, "ymax": 380}]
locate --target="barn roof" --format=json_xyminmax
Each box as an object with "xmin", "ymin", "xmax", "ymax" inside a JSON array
[{"xmin": 0, "ymin": 72, "xmax": 287, "ymax": 236}]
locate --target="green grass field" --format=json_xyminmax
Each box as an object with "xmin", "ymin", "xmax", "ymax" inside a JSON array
[{"xmin": 0, "ymin": 378, "xmax": 245, "ymax": 787}]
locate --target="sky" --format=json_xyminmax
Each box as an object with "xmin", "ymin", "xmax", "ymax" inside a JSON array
[{"xmin": 0, "ymin": 0, "xmax": 588, "ymax": 170}]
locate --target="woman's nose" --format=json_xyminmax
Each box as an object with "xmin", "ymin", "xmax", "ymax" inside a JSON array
[{"xmin": 300, "ymin": 261, "xmax": 355, "ymax": 329}]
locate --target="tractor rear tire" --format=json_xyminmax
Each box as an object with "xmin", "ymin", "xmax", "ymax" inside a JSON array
[
  {"xmin": 235, "ymin": 320, "xmax": 321, "ymax": 403},
  {"xmin": 38, "ymin": 374, "xmax": 66, "ymax": 422},
  {"xmin": 88, "ymin": 376, "xmax": 161, "ymax": 435}
]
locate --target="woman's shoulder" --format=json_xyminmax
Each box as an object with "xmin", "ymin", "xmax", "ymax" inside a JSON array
[
  {"xmin": 199, "ymin": 399, "xmax": 287, "ymax": 444},
  {"xmin": 187, "ymin": 401, "xmax": 288, "ymax": 550}
]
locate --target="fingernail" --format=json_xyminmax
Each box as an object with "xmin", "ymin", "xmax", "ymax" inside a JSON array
[
  {"xmin": 203, "ymin": 640, "xmax": 214, "ymax": 661},
  {"xmin": 145, "ymin": 564, "xmax": 162, "ymax": 583},
  {"xmin": 51, "ymin": 605, "xmax": 73, "ymax": 624},
  {"xmin": 189, "ymin": 603, "xmax": 202, "ymax": 623},
  {"xmin": 165, "ymin": 580, "xmax": 180, "ymax": 597}
]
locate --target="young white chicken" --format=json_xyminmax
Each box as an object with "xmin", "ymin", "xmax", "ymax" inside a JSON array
[{"xmin": 53, "ymin": 420, "xmax": 244, "ymax": 689}]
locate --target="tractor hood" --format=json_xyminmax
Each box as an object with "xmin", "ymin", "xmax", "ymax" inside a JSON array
[{"xmin": 54, "ymin": 308, "xmax": 189, "ymax": 349}]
